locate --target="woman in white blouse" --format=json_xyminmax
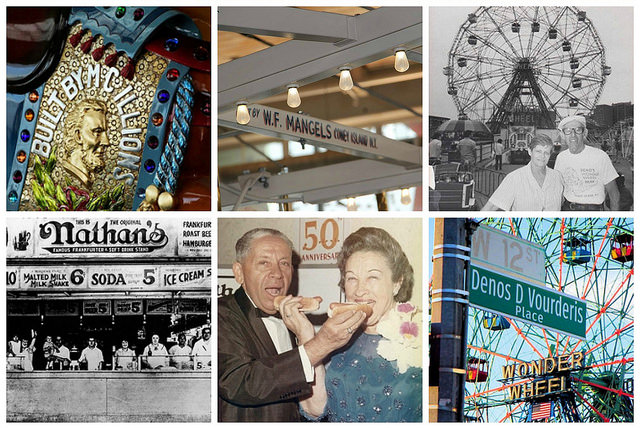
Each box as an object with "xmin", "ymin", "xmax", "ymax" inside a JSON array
[{"xmin": 482, "ymin": 134, "xmax": 563, "ymax": 211}]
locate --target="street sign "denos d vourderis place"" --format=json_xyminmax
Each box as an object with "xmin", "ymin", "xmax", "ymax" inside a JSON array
[{"xmin": 469, "ymin": 224, "xmax": 586, "ymax": 340}]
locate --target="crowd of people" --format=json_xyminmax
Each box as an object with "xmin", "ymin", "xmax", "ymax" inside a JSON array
[{"xmin": 7, "ymin": 327, "xmax": 211, "ymax": 372}]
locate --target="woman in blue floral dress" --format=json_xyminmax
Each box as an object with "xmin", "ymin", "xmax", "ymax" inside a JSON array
[{"xmin": 300, "ymin": 227, "xmax": 422, "ymax": 422}]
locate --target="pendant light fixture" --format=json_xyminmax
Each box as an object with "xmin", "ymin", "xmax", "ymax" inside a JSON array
[
  {"xmin": 400, "ymin": 188, "xmax": 412, "ymax": 205},
  {"xmin": 394, "ymin": 48, "xmax": 410, "ymax": 72},
  {"xmin": 236, "ymin": 101, "xmax": 250, "ymax": 125},
  {"xmin": 339, "ymin": 67, "xmax": 353, "ymax": 91},
  {"xmin": 346, "ymin": 197, "xmax": 356, "ymax": 211},
  {"xmin": 287, "ymin": 84, "xmax": 301, "ymax": 108}
]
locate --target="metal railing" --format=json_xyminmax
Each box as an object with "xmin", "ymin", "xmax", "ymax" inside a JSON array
[{"xmin": 473, "ymin": 166, "xmax": 507, "ymax": 198}]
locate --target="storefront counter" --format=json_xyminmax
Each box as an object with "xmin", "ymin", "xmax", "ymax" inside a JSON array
[{"xmin": 7, "ymin": 370, "xmax": 211, "ymax": 422}]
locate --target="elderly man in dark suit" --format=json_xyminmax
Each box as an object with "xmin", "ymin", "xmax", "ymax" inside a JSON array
[{"xmin": 218, "ymin": 228, "xmax": 365, "ymax": 422}]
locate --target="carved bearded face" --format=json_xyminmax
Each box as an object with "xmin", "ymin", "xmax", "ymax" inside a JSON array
[{"xmin": 76, "ymin": 109, "xmax": 108, "ymax": 171}]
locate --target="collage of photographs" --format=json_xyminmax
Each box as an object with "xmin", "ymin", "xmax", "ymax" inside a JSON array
[{"xmin": 3, "ymin": 4, "xmax": 634, "ymax": 424}]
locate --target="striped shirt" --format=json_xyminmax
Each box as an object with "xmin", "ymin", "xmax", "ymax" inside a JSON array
[{"xmin": 488, "ymin": 164, "xmax": 564, "ymax": 211}]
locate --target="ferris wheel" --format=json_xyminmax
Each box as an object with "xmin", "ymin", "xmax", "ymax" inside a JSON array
[
  {"xmin": 444, "ymin": 7, "xmax": 611, "ymax": 132},
  {"xmin": 465, "ymin": 218, "xmax": 633, "ymax": 422}
]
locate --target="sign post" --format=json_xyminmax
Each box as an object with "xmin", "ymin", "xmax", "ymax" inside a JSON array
[
  {"xmin": 429, "ymin": 218, "xmax": 474, "ymax": 422},
  {"xmin": 469, "ymin": 224, "xmax": 586, "ymax": 339}
]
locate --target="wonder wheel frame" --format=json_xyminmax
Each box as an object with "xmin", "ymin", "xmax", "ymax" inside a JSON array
[{"xmin": 465, "ymin": 218, "xmax": 633, "ymax": 423}]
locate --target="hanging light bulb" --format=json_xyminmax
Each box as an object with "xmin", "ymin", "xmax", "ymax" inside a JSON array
[
  {"xmin": 339, "ymin": 67, "xmax": 353, "ymax": 91},
  {"xmin": 287, "ymin": 84, "xmax": 301, "ymax": 108},
  {"xmin": 346, "ymin": 197, "xmax": 356, "ymax": 211},
  {"xmin": 400, "ymin": 188, "xmax": 412, "ymax": 205},
  {"xmin": 394, "ymin": 48, "xmax": 410, "ymax": 72},
  {"xmin": 236, "ymin": 101, "xmax": 250, "ymax": 125}
]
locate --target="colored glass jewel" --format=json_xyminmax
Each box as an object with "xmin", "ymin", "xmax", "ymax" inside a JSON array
[
  {"xmin": 147, "ymin": 136, "xmax": 159, "ymax": 149},
  {"xmin": 16, "ymin": 151, "xmax": 27, "ymax": 163},
  {"xmin": 144, "ymin": 159, "xmax": 156, "ymax": 173},
  {"xmin": 25, "ymin": 109, "xmax": 35, "ymax": 122},
  {"xmin": 28, "ymin": 91, "xmax": 39, "ymax": 102},
  {"xmin": 20, "ymin": 130, "xmax": 30, "ymax": 142},
  {"xmin": 157, "ymin": 90, "xmax": 170, "ymax": 103},
  {"xmin": 194, "ymin": 45, "xmax": 209, "ymax": 61},
  {"xmin": 165, "ymin": 38, "xmax": 179, "ymax": 52},
  {"xmin": 151, "ymin": 113, "xmax": 163, "ymax": 126},
  {"xmin": 115, "ymin": 7, "xmax": 126, "ymax": 18},
  {"xmin": 134, "ymin": 8, "xmax": 144, "ymax": 20},
  {"xmin": 136, "ymin": 187, "xmax": 146, "ymax": 198},
  {"xmin": 13, "ymin": 171, "xmax": 23, "ymax": 183},
  {"xmin": 201, "ymin": 100, "xmax": 210, "ymax": 116},
  {"xmin": 166, "ymin": 68, "xmax": 179, "ymax": 81},
  {"xmin": 8, "ymin": 191, "xmax": 18, "ymax": 204}
]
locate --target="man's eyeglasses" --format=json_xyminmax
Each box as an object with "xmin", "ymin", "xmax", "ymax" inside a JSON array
[{"xmin": 562, "ymin": 127, "xmax": 585, "ymax": 135}]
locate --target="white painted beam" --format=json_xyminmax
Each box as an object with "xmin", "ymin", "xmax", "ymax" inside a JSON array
[
  {"xmin": 219, "ymin": 104, "xmax": 422, "ymax": 166},
  {"xmin": 218, "ymin": 7, "xmax": 422, "ymax": 112},
  {"xmin": 218, "ymin": 7, "xmax": 356, "ymax": 43},
  {"xmin": 220, "ymin": 159, "xmax": 422, "ymax": 208},
  {"xmin": 407, "ymin": 47, "xmax": 422, "ymax": 64}
]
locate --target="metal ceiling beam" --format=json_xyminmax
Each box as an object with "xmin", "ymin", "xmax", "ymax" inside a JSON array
[
  {"xmin": 219, "ymin": 7, "xmax": 356, "ymax": 43},
  {"xmin": 407, "ymin": 47, "xmax": 422, "ymax": 64},
  {"xmin": 220, "ymin": 159, "xmax": 422, "ymax": 208},
  {"xmin": 218, "ymin": 7, "xmax": 422, "ymax": 112}
]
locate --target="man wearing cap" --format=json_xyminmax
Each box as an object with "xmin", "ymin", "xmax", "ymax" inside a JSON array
[{"xmin": 554, "ymin": 115, "xmax": 620, "ymax": 211}]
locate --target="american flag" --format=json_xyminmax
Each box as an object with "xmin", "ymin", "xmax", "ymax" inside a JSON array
[{"xmin": 532, "ymin": 402, "xmax": 552, "ymax": 420}]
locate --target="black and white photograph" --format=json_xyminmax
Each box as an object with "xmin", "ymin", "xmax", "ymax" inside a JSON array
[
  {"xmin": 429, "ymin": 7, "xmax": 633, "ymax": 212},
  {"xmin": 6, "ymin": 216, "xmax": 212, "ymax": 422},
  {"xmin": 217, "ymin": 218, "xmax": 422, "ymax": 422}
]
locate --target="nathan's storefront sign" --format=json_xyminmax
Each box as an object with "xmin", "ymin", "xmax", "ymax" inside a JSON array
[
  {"xmin": 502, "ymin": 352, "xmax": 584, "ymax": 400},
  {"xmin": 7, "ymin": 218, "xmax": 211, "ymax": 259}
]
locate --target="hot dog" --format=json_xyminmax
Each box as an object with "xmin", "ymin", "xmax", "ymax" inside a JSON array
[
  {"xmin": 274, "ymin": 295, "xmax": 322, "ymax": 312},
  {"xmin": 328, "ymin": 302, "xmax": 373, "ymax": 318}
]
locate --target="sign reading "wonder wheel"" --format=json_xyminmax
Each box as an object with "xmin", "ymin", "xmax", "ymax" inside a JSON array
[{"xmin": 469, "ymin": 224, "xmax": 587, "ymax": 339}]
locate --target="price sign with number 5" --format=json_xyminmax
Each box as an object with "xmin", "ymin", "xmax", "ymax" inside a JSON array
[{"xmin": 300, "ymin": 218, "xmax": 343, "ymax": 265}]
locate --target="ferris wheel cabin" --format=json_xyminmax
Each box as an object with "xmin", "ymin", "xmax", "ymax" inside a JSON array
[
  {"xmin": 466, "ymin": 358, "xmax": 488, "ymax": 383},
  {"xmin": 562, "ymin": 236, "xmax": 592, "ymax": 265},
  {"xmin": 483, "ymin": 313, "xmax": 511, "ymax": 331},
  {"xmin": 611, "ymin": 233, "xmax": 633, "ymax": 263}
]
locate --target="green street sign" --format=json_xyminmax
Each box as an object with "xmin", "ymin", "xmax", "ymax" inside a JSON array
[{"xmin": 469, "ymin": 265, "xmax": 587, "ymax": 339}]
